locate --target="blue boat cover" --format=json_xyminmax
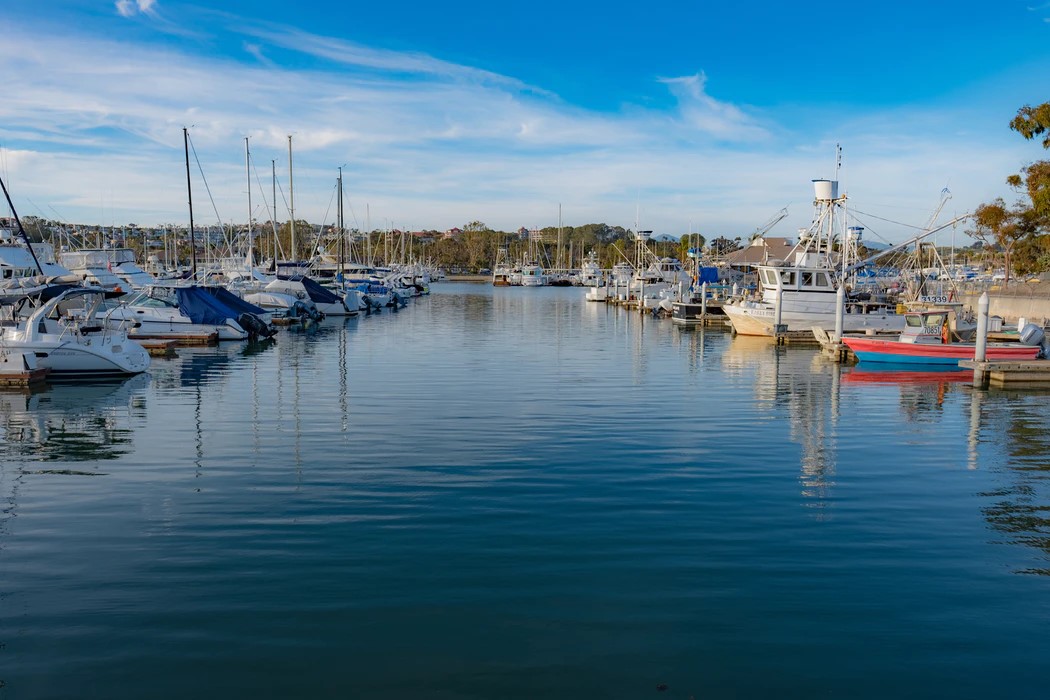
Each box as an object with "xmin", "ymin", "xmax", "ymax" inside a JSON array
[
  {"xmin": 697, "ymin": 267, "xmax": 719, "ymax": 284},
  {"xmin": 175, "ymin": 286, "xmax": 241, "ymax": 325},
  {"xmin": 203, "ymin": 286, "xmax": 266, "ymax": 315},
  {"xmin": 278, "ymin": 275, "xmax": 343, "ymax": 305}
]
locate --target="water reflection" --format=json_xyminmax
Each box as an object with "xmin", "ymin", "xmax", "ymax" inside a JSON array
[
  {"xmin": 974, "ymin": 395, "xmax": 1050, "ymax": 574},
  {"xmin": 148, "ymin": 338, "xmax": 276, "ymax": 392},
  {"xmin": 721, "ymin": 338, "xmax": 841, "ymax": 514},
  {"xmin": 842, "ymin": 365, "xmax": 972, "ymax": 421},
  {"xmin": 0, "ymin": 374, "xmax": 149, "ymax": 464}
]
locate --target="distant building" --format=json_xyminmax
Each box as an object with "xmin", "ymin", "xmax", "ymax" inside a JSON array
[{"xmin": 722, "ymin": 236, "xmax": 796, "ymax": 271}]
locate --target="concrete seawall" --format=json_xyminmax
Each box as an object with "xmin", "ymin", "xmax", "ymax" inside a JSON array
[{"xmin": 959, "ymin": 284, "xmax": 1050, "ymax": 325}]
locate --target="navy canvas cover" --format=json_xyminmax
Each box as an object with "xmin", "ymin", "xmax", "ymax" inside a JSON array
[
  {"xmin": 204, "ymin": 286, "xmax": 266, "ymax": 315},
  {"xmin": 175, "ymin": 286, "xmax": 239, "ymax": 325},
  {"xmin": 278, "ymin": 275, "xmax": 342, "ymax": 305}
]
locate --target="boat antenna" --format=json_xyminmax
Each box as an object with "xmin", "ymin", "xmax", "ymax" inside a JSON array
[{"xmin": 0, "ymin": 173, "xmax": 45, "ymax": 275}]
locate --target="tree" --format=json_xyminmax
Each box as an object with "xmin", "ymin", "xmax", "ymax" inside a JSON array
[
  {"xmin": 971, "ymin": 199, "xmax": 1032, "ymax": 285},
  {"xmin": 708, "ymin": 236, "xmax": 741, "ymax": 257},
  {"xmin": 969, "ymin": 102, "xmax": 1050, "ymax": 281},
  {"xmin": 1010, "ymin": 103, "xmax": 1050, "ymax": 149}
]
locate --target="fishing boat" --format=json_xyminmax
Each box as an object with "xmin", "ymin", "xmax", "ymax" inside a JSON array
[
  {"xmin": 519, "ymin": 261, "xmax": 548, "ymax": 287},
  {"xmin": 842, "ymin": 310, "xmax": 1041, "ymax": 366},
  {"xmin": 722, "ymin": 179, "xmax": 903, "ymax": 337},
  {"xmin": 576, "ymin": 250, "xmax": 603, "ymax": 287}
]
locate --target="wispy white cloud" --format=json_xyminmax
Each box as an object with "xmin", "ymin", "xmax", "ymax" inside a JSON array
[
  {"xmin": 658, "ymin": 73, "xmax": 771, "ymax": 142},
  {"xmin": 0, "ymin": 14, "xmax": 1034, "ymax": 240},
  {"xmin": 115, "ymin": 0, "xmax": 158, "ymax": 18}
]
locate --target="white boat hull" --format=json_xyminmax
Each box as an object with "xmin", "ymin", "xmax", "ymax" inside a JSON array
[{"xmin": 723, "ymin": 299, "xmax": 904, "ymax": 337}]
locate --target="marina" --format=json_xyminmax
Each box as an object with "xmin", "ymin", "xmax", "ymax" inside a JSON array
[
  {"xmin": 4, "ymin": 283, "xmax": 1050, "ymax": 697},
  {"xmin": 4, "ymin": 1, "xmax": 1050, "ymax": 695}
]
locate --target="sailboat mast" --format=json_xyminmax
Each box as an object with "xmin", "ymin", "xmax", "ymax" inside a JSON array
[
  {"xmin": 245, "ymin": 137, "xmax": 254, "ymax": 267},
  {"xmin": 288, "ymin": 135, "xmax": 296, "ymax": 264},
  {"xmin": 0, "ymin": 175, "xmax": 44, "ymax": 275},
  {"xmin": 184, "ymin": 127, "xmax": 197, "ymax": 277},
  {"xmin": 272, "ymin": 160, "xmax": 277, "ymax": 264},
  {"xmin": 557, "ymin": 203, "xmax": 563, "ymax": 271},
  {"xmin": 338, "ymin": 167, "xmax": 344, "ymax": 278}
]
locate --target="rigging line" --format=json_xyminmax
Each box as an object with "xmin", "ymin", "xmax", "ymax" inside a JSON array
[
  {"xmin": 249, "ymin": 158, "xmax": 279, "ymax": 238},
  {"xmin": 842, "ymin": 210, "xmax": 891, "ymax": 247},
  {"xmin": 186, "ymin": 132, "xmax": 232, "ymax": 247},
  {"xmin": 308, "ymin": 184, "xmax": 337, "ymax": 261},
  {"xmin": 850, "ymin": 208, "xmax": 926, "ymax": 231}
]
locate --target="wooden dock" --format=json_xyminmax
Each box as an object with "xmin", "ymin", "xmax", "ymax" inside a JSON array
[
  {"xmin": 130, "ymin": 332, "xmax": 217, "ymax": 346},
  {"xmin": 137, "ymin": 340, "xmax": 179, "ymax": 357},
  {"xmin": 0, "ymin": 351, "xmax": 50, "ymax": 388},
  {"xmin": 960, "ymin": 359, "xmax": 1050, "ymax": 389},
  {"xmin": 774, "ymin": 329, "xmax": 823, "ymax": 346}
]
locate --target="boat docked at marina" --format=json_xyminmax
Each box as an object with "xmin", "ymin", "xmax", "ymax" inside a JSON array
[
  {"xmin": 576, "ymin": 251, "xmax": 604, "ymax": 287},
  {"xmin": 58, "ymin": 249, "xmax": 130, "ymax": 294},
  {"xmin": 842, "ymin": 310, "xmax": 1041, "ymax": 366},
  {"xmin": 722, "ymin": 179, "xmax": 904, "ymax": 337},
  {"xmin": 520, "ymin": 261, "xmax": 549, "ymax": 287},
  {"xmin": 0, "ymin": 286, "xmax": 150, "ymax": 377},
  {"xmin": 103, "ymin": 284, "xmax": 274, "ymax": 341}
]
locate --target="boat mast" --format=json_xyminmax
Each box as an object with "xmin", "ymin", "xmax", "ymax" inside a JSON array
[
  {"xmin": 0, "ymin": 174, "xmax": 45, "ymax": 275},
  {"xmin": 557, "ymin": 203, "xmax": 563, "ymax": 272},
  {"xmin": 184, "ymin": 127, "xmax": 197, "ymax": 277},
  {"xmin": 272, "ymin": 160, "xmax": 277, "ymax": 265},
  {"xmin": 338, "ymin": 166, "xmax": 344, "ymax": 281},
  {"xmin": 288, "ymin": 134, "xmax": 295, "ymax": 264},
  {"xmin": 245, "ymin": 137, "xmax": 254, "ymax": 268}
]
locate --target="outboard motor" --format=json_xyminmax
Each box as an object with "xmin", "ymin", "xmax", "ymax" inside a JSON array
[
  {"xmin": 238, "ymin": 312, "xmax": 276, "ymax": 339},
  {"xmin": 1017, "ymin": 322, "xmax": 1049, "ymax": 358}
]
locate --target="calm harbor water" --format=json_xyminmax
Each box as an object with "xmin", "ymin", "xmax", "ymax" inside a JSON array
[{"xmin": 2, "ymin": 282, "xmax": 1050, "ymax": 698}]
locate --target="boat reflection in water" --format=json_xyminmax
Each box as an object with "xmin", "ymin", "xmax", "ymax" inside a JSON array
[
  {"xmin": 842, "ymin": 363, "xmax": 974, "ymax": 420},
  {"xmin": 0, "ymin": 374, "xmax": 150, "ymax": 464}
]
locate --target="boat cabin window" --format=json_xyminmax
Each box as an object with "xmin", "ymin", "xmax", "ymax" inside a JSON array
[
  {"xmin": 905, "ymin": 315, "xmax": 923, "ymax": 328},
  {"xmin": 781, "ymin": 271, "xmax": 796, "ymax": 287},
  {"xmin": 924, "ymin": 313, "xmax": 947, "ymax": 331}
]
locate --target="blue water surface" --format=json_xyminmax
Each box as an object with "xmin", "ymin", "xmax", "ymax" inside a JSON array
[{"xmin": 2, "ymin": 283, "xmax": 1049, "ymax": 699}]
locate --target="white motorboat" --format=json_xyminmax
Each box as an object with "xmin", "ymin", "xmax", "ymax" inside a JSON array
[
  {"xmin": 1, "ymin": 286, "xmax": 150, "ymax": 377},
  {"xmin": 577, "ymin": 251, "xmax": 604, "ymax": 287},
  {"xmin": 264, "ymin": 275, "xmax": 352, "ymax": 316},
  {"xmin": 103, "ymin": 285, "xmax": 250, "ymax": 341},
  {"xmin": 520, "ymin": 262, "xmax": 548, "ymax": 287},
  {"xmin": 58, "ymin": 249, "xmax": 129, "ymax": 294}
]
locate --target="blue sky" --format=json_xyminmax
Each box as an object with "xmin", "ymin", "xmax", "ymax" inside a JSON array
[{"xmin": 1, "ymin": 0, "xmax": 1049, "ymax": 243}]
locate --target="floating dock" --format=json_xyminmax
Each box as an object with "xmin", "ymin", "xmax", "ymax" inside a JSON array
[
  {"xmin": 130, "ymin": 332, "xmax": 218, "ymax": 346},
  {"xmin": 137, "ymin": 340, "xmax": 179, "ymax": 357},
  {"xmin": 960, "ymin": 359, "xmax": 1050, "ymax": 389},
  {"xmin": 0, "ymin": 351, "xmax": 51, "ymax": 388}
]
